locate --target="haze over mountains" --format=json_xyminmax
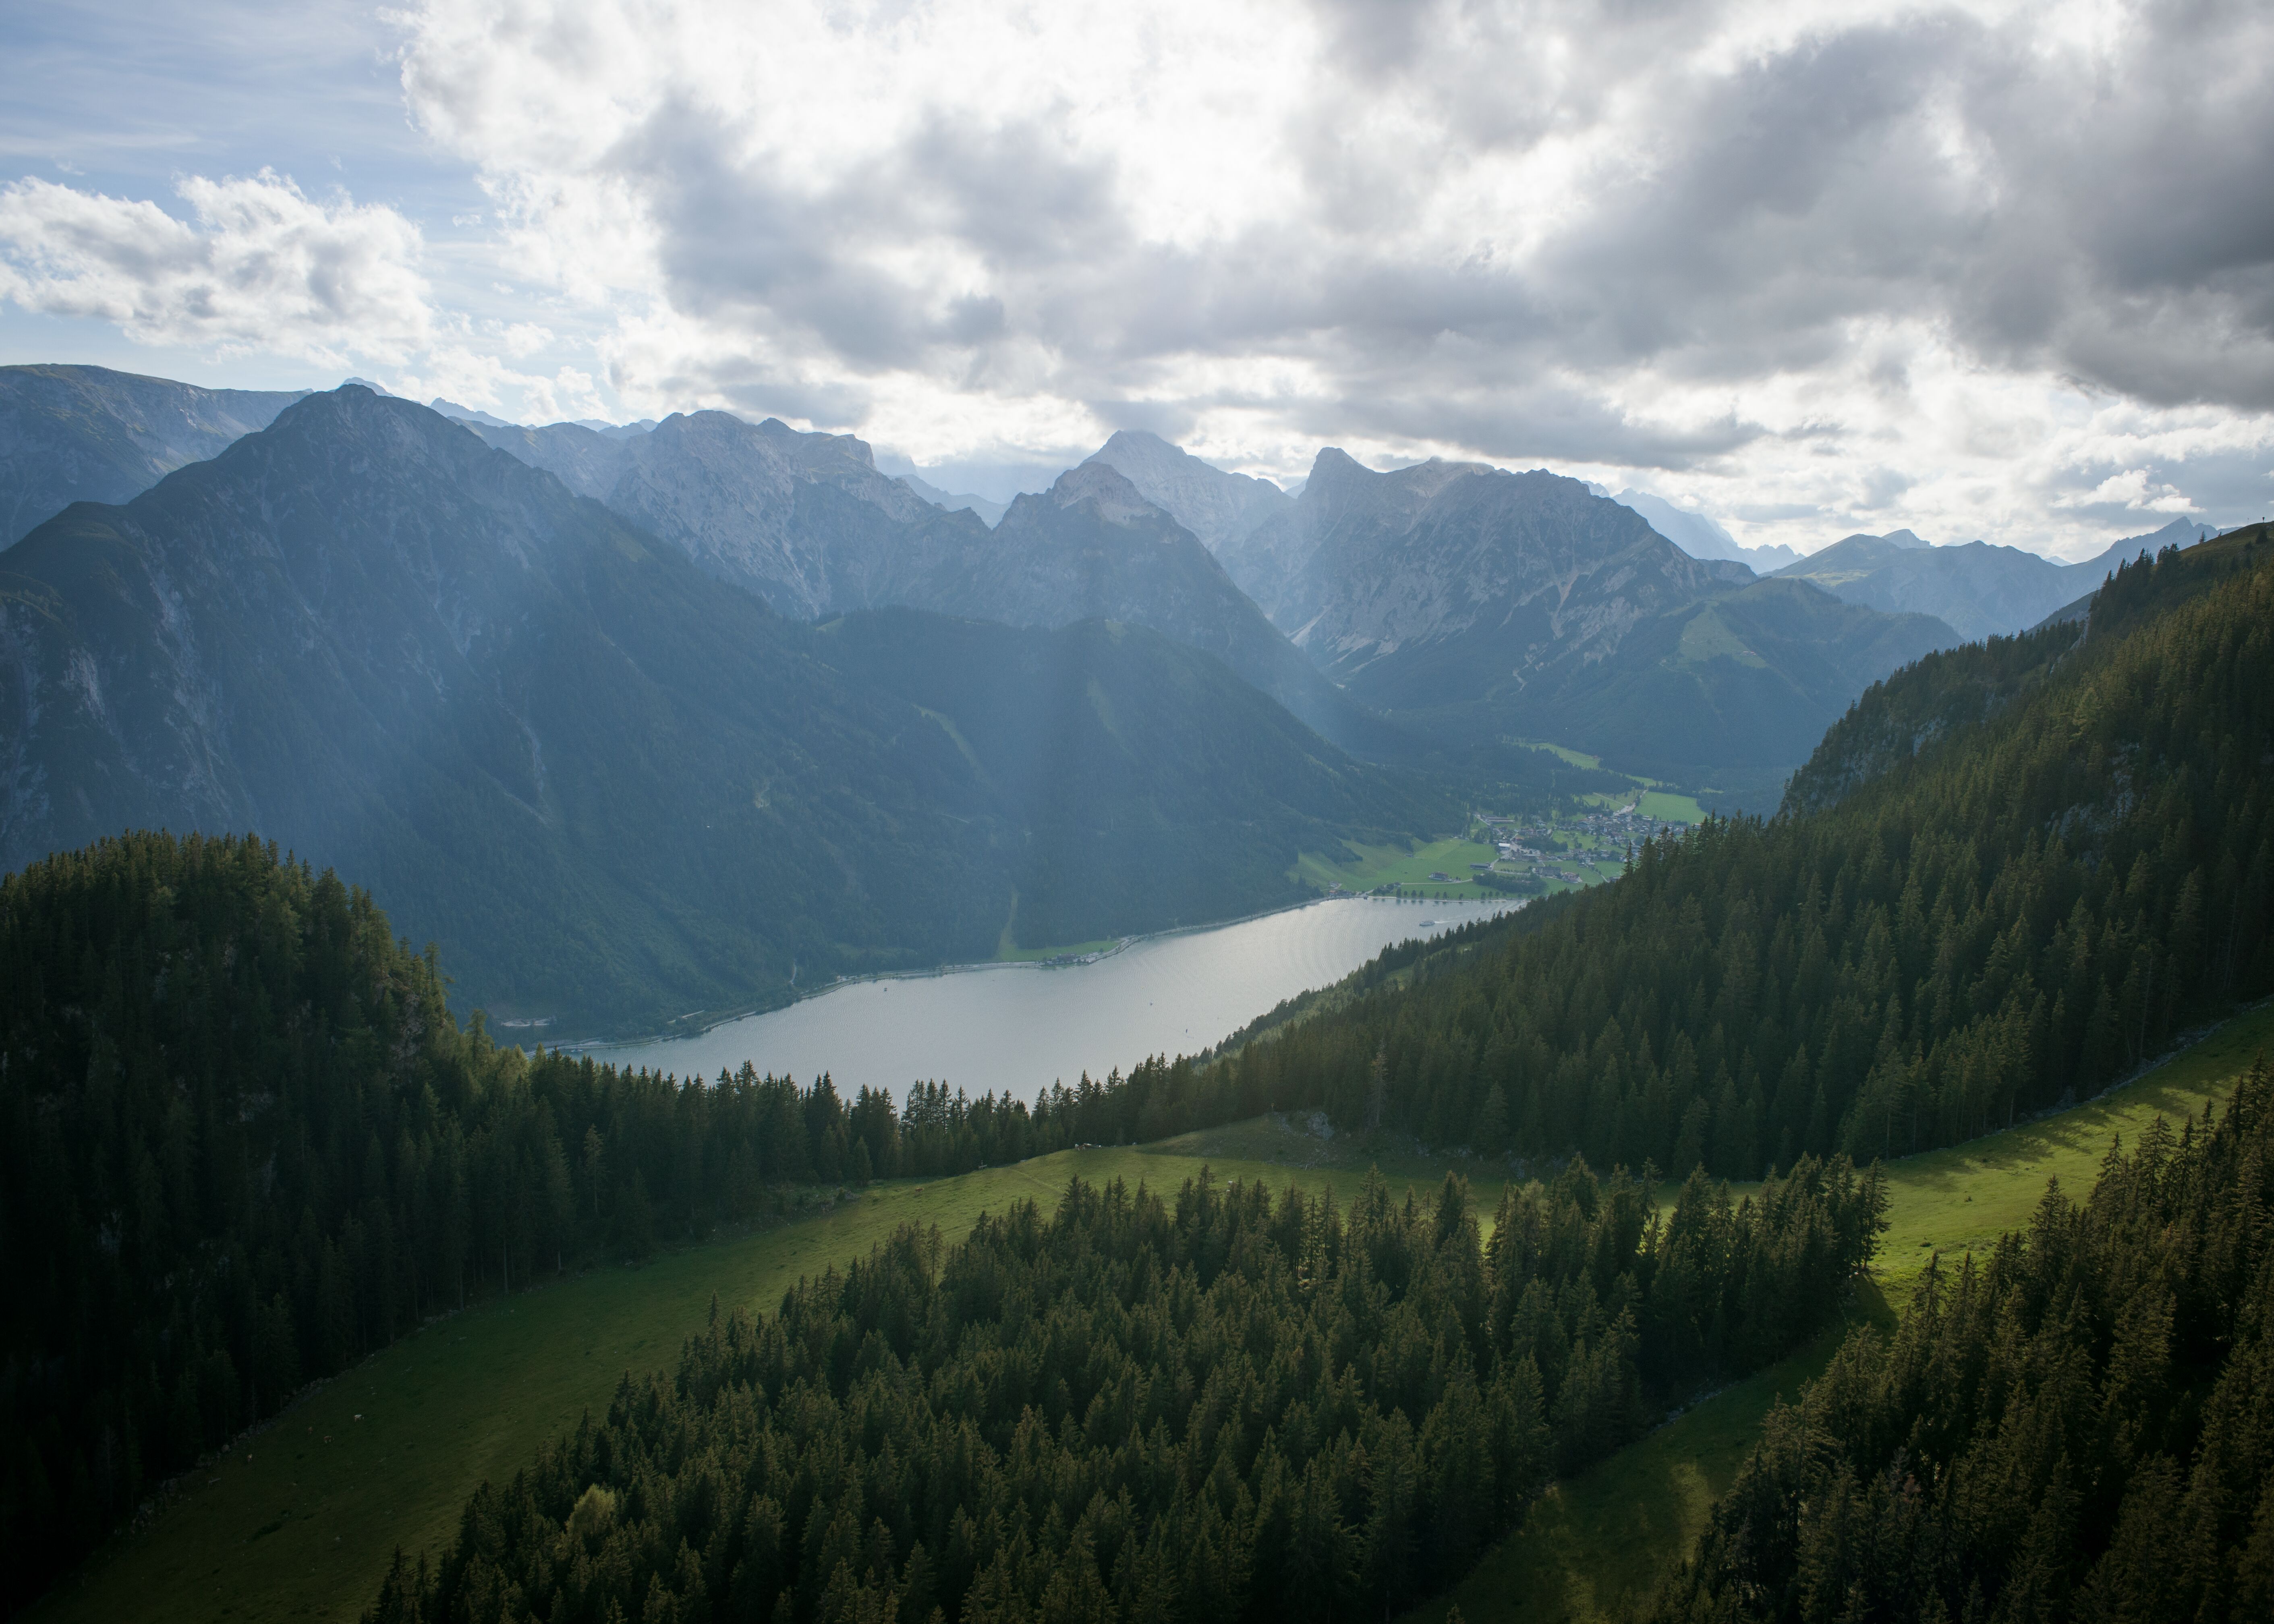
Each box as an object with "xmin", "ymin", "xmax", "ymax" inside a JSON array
[
  {"xmin": 0, "ymin": 385, "xmax": 1436, "ymax": 1030},
  {"xmin": 1773, "ymin": 518, "xmax": 2215, "ymax": 640},
  {"xmin": 0, "ymin": 365, "xmax": 306, "ymax": 545},
  {"xmin": 0, "ymin": 359, "xmax": 2230, "ymax": 1029}
]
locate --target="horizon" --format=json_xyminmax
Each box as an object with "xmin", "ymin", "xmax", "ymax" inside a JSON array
[{"xmin": 4, "ymin": 1, "xmax": 2270, "ymax": 562}]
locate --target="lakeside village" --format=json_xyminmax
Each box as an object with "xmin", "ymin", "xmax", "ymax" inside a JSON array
[{"xmin": 1363, "ymin": 801, "xmax": 1690, "ymax": 899}]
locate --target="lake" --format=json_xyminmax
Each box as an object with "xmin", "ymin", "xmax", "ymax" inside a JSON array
[{"xmin": 585, "ymin": 896, "xmax": 1523, "ymax": 1100}]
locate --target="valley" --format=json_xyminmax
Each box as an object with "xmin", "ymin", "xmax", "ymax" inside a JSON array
[
  {"xmin": 29, "ymin": 998, "xmax": 2265, "ymax": 1624},
  {"xmin": 3, "ymin": 365, "xmax": 2269, "ymax": 1624},
  {"xmin": 6, "ymin": 8, "xmax": 2269, "ymax": 1622}
]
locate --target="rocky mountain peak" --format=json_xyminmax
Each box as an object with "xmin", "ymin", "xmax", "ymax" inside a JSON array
[
  {"xmin": 1082, "ymin": 430, "xmax": 1289, "ymax": 555},
  {"xmin": 1034, "ymin": 461, "xmax": 1165, "ymax": 529}
]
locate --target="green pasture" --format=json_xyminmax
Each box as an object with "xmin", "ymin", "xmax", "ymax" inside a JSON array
[
  {"xmin": 1511, "ymin": 740, "xmax": 1605, "ymax": 771},
  {"xmin": 1412, "ymin": 998, "xmax": 2274, "ymax": 1624},
  {"xmin": 1636, "ymin": 790, "xmax": 1707, "ymax": 824},
  {"xmin": 1295, "ymin": 835, "xmax": 1509, "ymax": 898},
  {"xmin": 39, "ymin": 1002, "xmax": 2269, "ymax": 1624}
]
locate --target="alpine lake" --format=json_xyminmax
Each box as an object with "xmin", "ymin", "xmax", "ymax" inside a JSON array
[{"xmin": 584, "ymin": 896, "xmax": 1523, "ymax": 1099}]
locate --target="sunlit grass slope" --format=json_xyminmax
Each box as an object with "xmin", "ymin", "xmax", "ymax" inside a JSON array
[
  {"xmin": 31, "ymin": 1126, "xmax": 1505, "ymax": 1624},
  {"xmin": 37, "ymin": 1004, "xmax": 2266, "ymax": 1624},
  {"xmin": 1404, "ymin": 996, "xmax": 2274, "ymax": 1624}
]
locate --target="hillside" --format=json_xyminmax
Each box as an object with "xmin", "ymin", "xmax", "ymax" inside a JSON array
[
  {"xmin": 0, "ymin": 830, "xmax": 1151, "ymax": 1611},
  {"xmin": 1187, "ymin": 523, "xmax": 2274, "ymax": 1177},
  {"xmin": 0, "ymin": 363, "xmax": 305, "ymax": 545},
  {"xmin": 0, "ymin": 388, "xmax": 1437, "ymax": 1030},
  {"xmin": 464, "ymin": 413, "xmax": 1402, "ymax": 758},
  {"xmin": 1652, "ymin": 1049, "xmax": 2274, "ymax": 1623},
  {"xmin": 24, "ymin": 993, "xmax": 2265, "ymax": 1624},
  {"xmin": 1218, "ymin": 451, "xmax": 1954, "ymax": 783},
  {"xmin": 815, "ymin": 609, "xmax": 1447, "ymax": 945}
]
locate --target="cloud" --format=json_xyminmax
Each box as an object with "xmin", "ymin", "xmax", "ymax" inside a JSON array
[
  {"xmin": 0, "ymin": 169, "xmax": 432, "ymax": 362},
  {"xmin": 10, "ymin": 0, "xmax": 2269, "ymax": 550},
  {"xmin": 373, "ymin": 0, "xmax": 2274, "ymax": 548}
]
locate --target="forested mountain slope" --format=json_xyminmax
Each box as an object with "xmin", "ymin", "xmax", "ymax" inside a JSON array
[
  {"xmin": 0, "ymin": 832, "xmax": 1101, "ymax": 1608},
  {"xmin": 0, "ymin": 830, "xmax": 1879, "ymax": 1618},
  {"xmin": 815, "ymin": 609, "xmax": 1447, "ymax": 945},
  {"xmin": 0, "ymin": 388, "xmax": 1432, "ymax": 1029},
  {"xmin": 1186, "ymin": 526, "xmax": 2274, "ymax": 1177},
  {"xmin": 0, "ymin": 363, "xmax": 305, "ymax": 545},
  {"xmin": 367, "ymin": 1156, "xmax": 1884, "ymax": 1624},
  {"xmin": 1653, "ymin": 1056, "xmax": 2274, "ymax": 1623}
]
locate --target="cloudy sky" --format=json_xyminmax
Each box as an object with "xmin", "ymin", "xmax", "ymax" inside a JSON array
[{"xmin": 2, "ymin": 0, "xmax": 2270, "ymax": 555}]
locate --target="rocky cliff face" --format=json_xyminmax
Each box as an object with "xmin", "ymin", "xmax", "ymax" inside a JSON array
[
  {"xmin": 888, "ymin": 463, "xmax": 1403, "ymax": 757},
  {"xmin": 0, "ymin": 364, "xmax": 306, "ymax": 545},
  {"xmin": 1225, "ymin": 448, "xmax": 1959, "ymax": 779},
  {"xmin": 470, "ymin": 417, "xmax": 1401, "ymax": 756},
  {"xmin": 1258, "ymin": 453, "xmax": 1725, "ymax": 700},
  {"xmin": 1081, "ymin": 429, "xmax": 1289, "ymax": 556},
  {"xmin": 0, "ymin": 389, "xmax": 1428, "ymax": 1026},
  {"xmin": 473, "ymin": 409, "xmax": 939, "ymax": 618}
]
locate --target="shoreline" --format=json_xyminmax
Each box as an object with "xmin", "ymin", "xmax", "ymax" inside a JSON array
[{"xmin": 562, "ymin": 890, "xmax": 1523, "ymax": 1059}]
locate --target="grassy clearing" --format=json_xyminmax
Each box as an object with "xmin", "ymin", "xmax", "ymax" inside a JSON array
[
  {"xmin": 1408, "ymin": 998, "xmax": 2274, "ymax": 1624},
  {"xmin": 1637, "ymin": 790, "xmax": 1707, "ymax": 824},
  {"xmin": 33, "ymin": 1124, "xmax": 1502, "ymax": 1624},
  {"xmin": 1296, "ymin": 836, "xmax": 1509, "ymax": 898},
  {"xmin": 1511, "ymin": 740, "xmax": 1606, "ymax": 771}
]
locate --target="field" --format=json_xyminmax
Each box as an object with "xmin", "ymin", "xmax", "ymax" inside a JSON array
[
  {"xmin": 1294, "ymin": 835, "xmax": 1511, "ymax": 897},
  {"xmin": 1406, "ymin": 996, "xmax": 2274, "ymax": 1624},
  {"xmin": 36, "ymin": 1004, "xmax": 2269, "ymax": 1624},
  {"xmin": 1636, "ymin": 790, "xmax": 1707, "ymax": 824},
  {"xmin": 1511, "ymin": 740, "xmax": 1606, "ymax": 770}
]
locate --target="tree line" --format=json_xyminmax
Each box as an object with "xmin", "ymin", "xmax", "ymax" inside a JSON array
[
  {"xmin": 0, "ymin": 833, "xmax": 1201, "ymax": 1610},
  {"xmin": 1650, "ymin": 1054, "xmax": 2274, "ymax": 1622},
  {"xmin": 367, "ymin": 1149, "xmax": 1883, "ymax": 1624},
  {"xmin": 1181, "ymin": 533, "xmax": 2274, "ymax": 1181},
  {"xmin": 8, "ymin": 530, "xmax": 2264, "ymax": 1612}
]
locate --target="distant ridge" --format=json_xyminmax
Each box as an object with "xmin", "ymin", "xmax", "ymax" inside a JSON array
[{"xmin": 0, "ymin": 363, "xmax": 305, "ymax": 545}]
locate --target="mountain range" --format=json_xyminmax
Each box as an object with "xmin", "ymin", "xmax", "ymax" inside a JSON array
[
  {"xmin": 1101, "ymin": 442, "xmax": 1957, "ymax": 782},
  {"xmin": 1611, "ymin": 488, "xmax": 1801, "ymax": 572},
  {"xmin": 0, "ymin": 387, "xmax": 1438, "ymax": 1031},
  {"xmin": 5, "ymin": 360, "xmax": 2213, "ymax": 845},
  {"xmin": 0, "ymin": 364, "xmax": 306, "ymax": 546},
  {"xmin": 1772, "ymin": 518, "xmax": 2215, "ymax": 640},
  {"xmin": 457, "ymin": 412, "xmax": 1392, "ymax": 756}
]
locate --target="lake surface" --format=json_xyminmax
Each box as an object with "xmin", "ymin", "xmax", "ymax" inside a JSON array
[{"xmin": 586, "ymin": 897, "xmax": 1522, "ymax": 1100}]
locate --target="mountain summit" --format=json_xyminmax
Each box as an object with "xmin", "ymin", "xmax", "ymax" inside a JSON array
[
  {"xmin": 0, "ymin": 387, "xmax": 1431, "ymax": 1028},
  {"xmin": 1080, "ymin": 429, "xmax": 1291, "ymax": 555}
]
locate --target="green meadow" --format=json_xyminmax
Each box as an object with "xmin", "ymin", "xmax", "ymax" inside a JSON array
[
  {"xmin": 34, "ymin": 1004, "xmax": 2269, "ymax": 1624},
  {"xmin": 1295, "ymin": 835, "xmax": 1511, "ymax": 897},
  {"xmin": 1407, "ymin": 997, "xmax": 2274, "ymax": 1624}
]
